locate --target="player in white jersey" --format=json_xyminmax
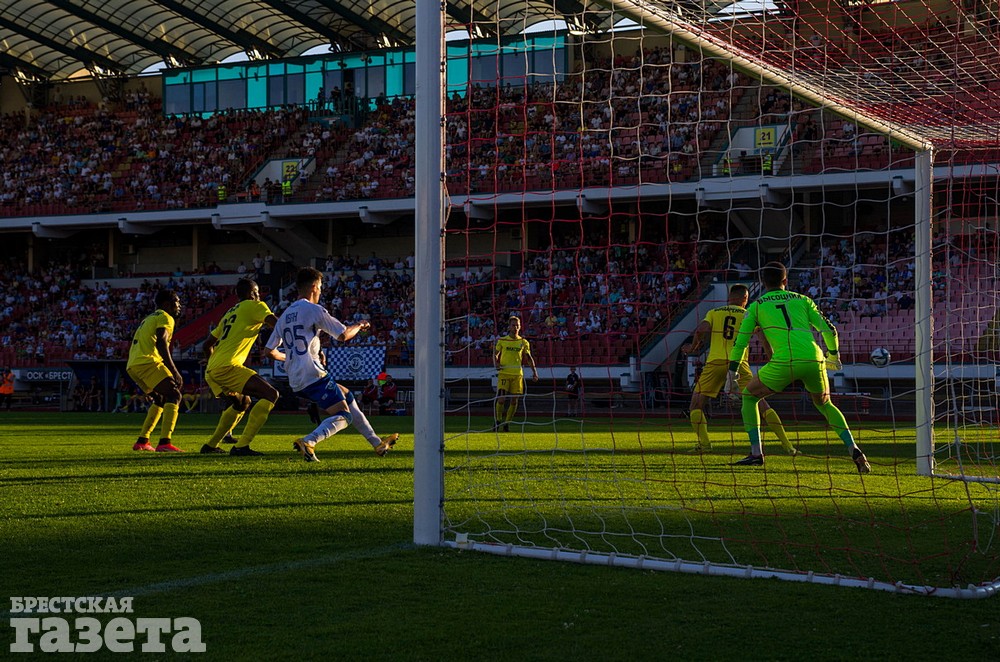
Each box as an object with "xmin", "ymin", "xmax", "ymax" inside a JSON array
[{"xmin": 265, "ymin": 267, "xmax": 398, "ymax": 462}]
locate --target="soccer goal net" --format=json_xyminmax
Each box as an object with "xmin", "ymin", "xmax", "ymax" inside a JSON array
[{"xmin": 412, "ymin": 0, "xmax": 1000, "ymax": 597}]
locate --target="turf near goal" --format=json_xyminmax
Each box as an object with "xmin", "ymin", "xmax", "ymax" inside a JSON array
[{"xmin": 412, "ymin": 0, "xmax": 1000, "ymax": 597}]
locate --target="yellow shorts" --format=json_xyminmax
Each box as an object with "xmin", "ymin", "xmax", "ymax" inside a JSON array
[
  {"xmin": 497, "ymin": 372, "xmax": 524, "ymax": 395},
  {"xmin": 127, "ymin": 362, "xmax": 174, "ymax": 395},
  {"xmin": 694, "ymin": 360, "xmax": 752, "ymax": 398},
  {"xmin": 205, "ymin": 364, "xmax": 256, "ymax": 398}
]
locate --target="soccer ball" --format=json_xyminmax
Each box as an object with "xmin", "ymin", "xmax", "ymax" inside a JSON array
[{"xmin": 870, "ymin": 347, "xmax": 891, "ymax": 368}]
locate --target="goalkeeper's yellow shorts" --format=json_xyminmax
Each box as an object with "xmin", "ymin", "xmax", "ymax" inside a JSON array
[
  {"xmin": 694, "ymin": 360, "xmax": 751, "ymax": 398},
  {"xmin": 127, "ymin": 362, "xmax": 174, "ymax": 395},
  {"xmin": 497, "ymin": 372, "xmax": 525, "ymax": 395},
  {"xmin": 205, "ymin": 364, "xmax": 256, "ymax": 398},
  {"xmin": 758, "ymin": 360, "xmax": 828, "ymax": 394}
]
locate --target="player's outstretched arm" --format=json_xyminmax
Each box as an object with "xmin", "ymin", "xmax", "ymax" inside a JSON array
[{"xmin": 335, "ymin": 319, "xmax": 371, "ymax": 343}]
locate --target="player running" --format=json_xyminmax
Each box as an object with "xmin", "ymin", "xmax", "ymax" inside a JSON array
[
  {"xmin": 727, "ymin": 262, "xmax": 870, "ymax": 473},
  {"xmin": 201, "ymin": 278, "xmax": 279, "ymax": 456},
  {"xmin": 681, "ymin": 283, "xmax": 794, "ymax": 454},
  {"xmin": 264, "ymin": 267, "xmax": 398, "ymax": 462},
  {"xmin": 493, "ymin": 315, "xmax": 538, "ymax": 432},
  {"xmin": 126, "ymin": 289, "xmax": 184, "ymax": 452}
]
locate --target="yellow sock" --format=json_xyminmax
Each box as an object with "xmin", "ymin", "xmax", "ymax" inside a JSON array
[
  {"xmin": 495, "ymin": 400, "xmax": 504, "ymax": 422},
  {"xmin": 159, "ymin": 402, "xmax": 180, "ymax": 443},
  {"xmin": 690, "ymin": 409, "xmax": 711, "ymax": 449},
  {"xmin": 139, "ymin": 404, "xmax": 163, "ymax": 439},
  {"xmin": 764, "ymin": 408, "xmax": 794, "ymax": 454},
  {"xmin": 505, "ymin": 401, "xmax": 518, "ymax": 423},
  {"xmin": 236, "ymin": 399, "xmax": 274, "ymax": 448},
  {"xmin": 208, "ymin": 406, "xmax": 242, "ymax": 446}
]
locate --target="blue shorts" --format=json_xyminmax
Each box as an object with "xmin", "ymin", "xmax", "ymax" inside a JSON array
[{"xmin": 296, "ymin": 375, "xmax": 347, "ymax": 410}]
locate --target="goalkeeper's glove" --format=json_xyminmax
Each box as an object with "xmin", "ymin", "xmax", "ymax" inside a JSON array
[
  {"xmin": 724, "ymin": 370, "xmax": 741, "ymax": 398},
  {"xmin": 825, "ymin": 351, "xmax": 843, "ymax": 371}
]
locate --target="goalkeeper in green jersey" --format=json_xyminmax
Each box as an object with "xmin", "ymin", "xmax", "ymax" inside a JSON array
[{"xmin": 727, "ymin": 262, "xmax": 871, "ymax": 473}]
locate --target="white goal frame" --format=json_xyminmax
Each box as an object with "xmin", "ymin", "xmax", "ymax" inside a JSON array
[{"xmin": 410, "ymin": 0, "xmax": 999, "ymax": 598}]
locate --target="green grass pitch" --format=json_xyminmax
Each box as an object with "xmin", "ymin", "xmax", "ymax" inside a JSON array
[{"xmin": 2, "ymin": 411, "xmax": 998, "ymax": 659}]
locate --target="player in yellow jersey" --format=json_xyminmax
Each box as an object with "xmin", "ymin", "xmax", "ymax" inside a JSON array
[
  {"xmin": 201, "ymin": 278, "xmax": 279, "ymax": 456},
  {"xmin": 126, "ymin": 289, "xmax": 184, "ymax": 452},
  {"xmin": 681, "ymin": 284, "xmax": 794, "ymax": 454},
  {"xmin": 493, "ymin": 315, "xmax": 538, "ymax": 432},
  {"xmin": 728, "ymin": 262, "xmax": 870, "ymax": 473}
]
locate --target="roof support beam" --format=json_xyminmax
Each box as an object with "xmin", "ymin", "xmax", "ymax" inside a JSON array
[
  {"xmin": 311, "ymin": 0, "xmax": 412, "ymax": 46},
  {"xmin": 444, "ymin": 2, "xmax": 496, "ymax": 32},
  {"xmin": 153, "ymin": 0, "xmax": 284, "ymax": 59},
  {"xmin": 554, "ymin": 0, "xmax": 604, "ymax": 32},
  {"xmin": 256, "ymin": 0, "xmax": 368, "ymax": 52},
  {"xmin": 0, "ymin": 51, "xmax": 51, "ymax": 80},
  {"xmin": 43, "ymin": 0, "xmax": 199, "ymax": 66},
  {"xmin": 0, "ymin": 17, "xmax": 124, "ymax": 75}
]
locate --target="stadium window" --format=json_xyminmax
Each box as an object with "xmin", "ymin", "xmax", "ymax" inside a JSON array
[
  {"xmin": 192, "ymin": 82, "xmax": 217, "ymax": 113},
  {"xmin": 403, "ymin": 63, "xmax": 416, "ymax": 95},
  {"xmin": 268, "ymin": 76, "xmax": 285, "ymax": 106},
  {"xmin": 365, "ymin": 67, "xmax": 385, "ymax": 99},
  {"xmin": 247, "ymin": 77, "xmax": 267, "ymax": 109},
  {"xmin": 218, "ymin": 79, "xmax": 246, "ymax": 110},
  {"xmin": 354, "ymin": 70, "xmax": 367, "ymax": 99},
  {"xmin": 324, "ymin": 71, "xmax": 344, "ymax": 95},
  {"xmin": 164, "ymin": 85, "xmax": 191, "ymax": 115},
  {"xmin": 385, "ymin": 64, "xmax": 403, "ymax": 96},
  {"xmin": 502, "ymin": 51, "xmax": 527, "ymax": 81},
  {"xmin": 305, "ymin": 71, "xmax": 323, "ymax": 103},
  {"xmin": 286, "ymin": 73, "xmax": 305, "ymax": 106},
  {"xmin": 471, "ymin": 52, "xmax": 500, "ymax": 86}
]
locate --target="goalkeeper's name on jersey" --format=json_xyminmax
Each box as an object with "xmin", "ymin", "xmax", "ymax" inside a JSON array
[{"xmin": 757, "ymin": 292, "xmax": 801, "ymax": 302}]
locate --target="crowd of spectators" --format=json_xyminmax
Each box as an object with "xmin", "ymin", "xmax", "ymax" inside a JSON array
[
  {"xmin": 5, "ymin": 21, "xmax": 999, "ymax": 218},
  {"xmin": 303, "ymin": 227, "xmax": 983, "ymax": 368},
  {"xmin": 443, "ymin": 50, "xmax": 744, "ymax": 194},
  {"xmin": 795, "ymin": 230, "xmax": 990, "ymax": 326},
  {"xmin": 0, "ymin": 103, "xmax": 309, "ymax": 216},
  {"xmin": 786, "ymin": 230, "xmax": 999, "ymax": 360},
  {"xmin": 437, "ymin": 223, "xmax": 731, "ymax": 365},
  {"xmin": 0, "ymin": 257, "xmax": 228, "ymax": 366},
  {"xmin": 3, "ymin": 224, "xmax": 995, "ymax": 371},
  {"xmin": 298, "ymin": 47, "xmax": 747, "ymax": 202},
  {"xmin": 305, "ymin": 96, "xmax": 416, "ymax": 202},
  {"xmin": 1, "ymin": 44, "xmax": 951, "ymax": 215}
]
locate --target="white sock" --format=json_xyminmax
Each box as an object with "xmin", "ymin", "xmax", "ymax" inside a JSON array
[
  {"xmin": 349, "ymin": 400, "xmax": 380, "ymax": 447},
  {"xmin": 304, "ymin": 415, "xmax": 350, "ymax": 444}
]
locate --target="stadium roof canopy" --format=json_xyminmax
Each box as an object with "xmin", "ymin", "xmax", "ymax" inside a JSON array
[{"xmin": 0, "ymin": 0, "xmax": 732, "ymax": 82}]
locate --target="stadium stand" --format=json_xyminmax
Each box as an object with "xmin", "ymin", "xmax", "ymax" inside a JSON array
[
  {"xmin": 0, "ymin": 258, "xmax": 230, "ymax": 368},
  {"xmin": 0, "ymin": 104, "xmax": 309, "ymax": 217}
]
